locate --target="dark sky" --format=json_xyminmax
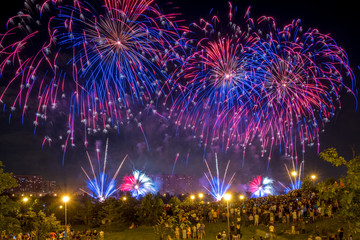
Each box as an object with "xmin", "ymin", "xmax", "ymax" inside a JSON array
[{"xmin": 0, "ymin": 0, "xmax": 359, "ymax": 192}]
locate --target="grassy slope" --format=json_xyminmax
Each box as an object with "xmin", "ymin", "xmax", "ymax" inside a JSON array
[{"xmin": 102, "ymin": 216, "xmax": 357, "ymax": 240}]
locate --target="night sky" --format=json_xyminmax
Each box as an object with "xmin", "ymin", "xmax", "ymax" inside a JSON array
[{"xmin": 0, "ymin": 0, "xmax": 359, "ymax": 192}]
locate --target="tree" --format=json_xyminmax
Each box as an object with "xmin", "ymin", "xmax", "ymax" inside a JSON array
[
  {"xmin": 99, "ymin": 197, "xmax": 120, "ymax": 232},
  {"xmin": 24, "ymin": 211, "xmax": 61, "ymax": 239},
  {"xmin": 139, "ymin": 194, "xmax": 165, "ymax": 225},
  {"xmin": 0, "ymin": 161, "xmax": 20, "ymax": 234},
  {"xmin": 319, "ymin": 148, "xmax": 360, "ymax": 234},
  {"xmin": 301, "ymin": 177, "xmax": 315, "ymax": 192}
]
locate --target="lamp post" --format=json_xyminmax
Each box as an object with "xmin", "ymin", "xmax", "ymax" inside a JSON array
[
  {"xmin": 224, "ymin": 194, "xmax": 231, "ymax": 240},
  {"xmin": 62, "ymin": 196, "xmax": 70, "ymax": 226},
  {"xmin": 311, "ymin": 175, "xmax": 316, "ymax": 186},
  {"xmin": 291, "ymin": 171, "xmax": 297, "ymax": 189}
]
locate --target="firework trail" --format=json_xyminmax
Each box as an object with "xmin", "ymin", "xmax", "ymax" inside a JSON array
[
  {"xmin": 80, "ymin": 139, "xmax": 128, "ymax": 201},
  {"xmin": 120, "ymin": 169, "xmax": 157, "ymax": 199},
  {"xmin": 279, "ymin": 160, "xmax": 304, "ymax": 193},
  {"xmin": 171, "ymin": 152, "xmax": 180, "ymax": 176},
  {"xmin": 249, "ymin": 175, "xmax": 274, "ymax": 198},
  {"xmin": 203, "ymin": 153, "xmax": 236, "ymax": 201}
]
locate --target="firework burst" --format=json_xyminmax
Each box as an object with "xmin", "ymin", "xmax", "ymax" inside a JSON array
[
  {"xmin": 0, "ymin": 0, "xmax": 186, "ymax": 154},
  {"xmin": 249, "ymin": 176, "xmax": 274, "ymax": 198},
  {"xmin": 80, "ymin": 139, "xmax": 128, "ymax": 201},
  {"xmin": 203, "ymin": 153, "xmax": 236, "ymax": 201},
  {"xmin": 120, "ymin": 170, "xmax": 157, "ymax": 199},
  {"xmin": 279, "ymin": 160, "xmax": 304, "ymax": 193}
]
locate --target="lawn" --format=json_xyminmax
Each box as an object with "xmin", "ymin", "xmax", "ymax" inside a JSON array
[{"xmin": 101, "ymin": 217, "xmax": 356, "ymax": 240}]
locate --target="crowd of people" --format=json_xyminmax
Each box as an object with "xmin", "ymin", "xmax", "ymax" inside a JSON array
[{"xmin": 163, "ymin": 190, "xmax": 350, "ymax": 240}]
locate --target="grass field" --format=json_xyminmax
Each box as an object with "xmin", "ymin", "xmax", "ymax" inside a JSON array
[{"xmin": 101, "ymin": 217, "xmax": 356, "ymax": 240}]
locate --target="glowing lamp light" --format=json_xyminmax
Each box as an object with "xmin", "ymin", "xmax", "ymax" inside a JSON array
[
  {"xmin": 62, "ymin": 196, "xmax": 70, "ymax": 203},
  {"xmin": 59, "ymin": 205, "xmax": 63, "ymax": 209},
  {"xmin": 190, "ymin": 195, "xmax": 195, "ymax": 200},
  {"xmin": 122, "ymin": 197, "xmax": 127, "ymax": 201},
  {"xmin": 224, "ymin": 194, "xmax": 231, "ymax": 201},
  {"xmin": 311, "ymin": 175, "xmax": 316, "ymax": 180},
  {"xmin": 198, "ymin": 193, "xmax": 204, "ymax": 199},
  {"xmin": 239, "ymin": 195, "xmax": 245, "ymax": 200},
  {"xmin": 23, "ymin": 197, "xmax": 29, "ymax": 203},
  {"xmin": 291, "ymin": 171, "xmax": 297, "ymax": 177}
]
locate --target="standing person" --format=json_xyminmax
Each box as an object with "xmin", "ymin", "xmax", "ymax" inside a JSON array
[
  {"xmin": 92, "ymin": 230, "xmax": 98, "ymax": 240},
  {"xmin": 216, "ymin": 232, "xmax": 222, "ymax": 240},
  {"xmin": 230, "ymin": 222, "xmax": 235, "ymax": 236},
  {"xmin": 16, "ymin": 232, "xmax": 23, "ymax": 240},
  {"xmin": 254, "ymin": 213, "xmax": 259, "ymax": 226},
  {"xmin": 235, "ymin": 223, "xmax": 241, "ymax": 240},
  {"xmin": 99, "ymin": 231, "xmax": 104, "ymax": 240},
  {"xmin": 269, "ymin": 224, "xmax": 275, "ymax": 239},
  {"xmin": 182, "ymin": 227, "xmax": 187, "ymax": 240},
  {"xmin": 197, "ymin": 223, "xmax": 204, "ymax": 239},
  {"xmin": 221, "ymin": 231, "xmax": 226, "ymax": 240},
  {"xmin": 192, "ymin": 225, "xmax": 197, "ymax": 239},
  {"xmin": 186, "ymin": 226, "xmax": 191, "ymax": 239},
  {"xmin": 338, "ymin": 227, "xmax": 344, "ymax": 240},
  {"xmin": 213, "ymin": 211, "xmax": 218, "ymax": 223},
  {"xmin": 175, "ymin": 227, "xmax": 180, "ymax": 240}
]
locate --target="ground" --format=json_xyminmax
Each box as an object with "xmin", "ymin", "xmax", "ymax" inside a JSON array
[{"xmin": 100, "ymin": 216, "xmax": 355, "ymax": 240}]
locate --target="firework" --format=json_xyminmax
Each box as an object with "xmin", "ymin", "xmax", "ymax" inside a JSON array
[
  {"xmin": 0, "ymin": 0, "xmax": 185, "ymax": 153},
  {"xmin": 279, "ymin": 160, "xmax": 304, "ymax": 193},
  {"xmin": 120, "ymin": 170, "xmax": 157, "ymax": 199},
  {"xmin": 203, "ymin": 153, "xmax": 236, "ymax": 201},
  {"xmin": 169, "ymin": 5, "xmax": 355, "ymax": 161},
  {"xmin": 249, "ymin": 176, "xmax": 274, "ymax": 198},
  {"xmin": 80, "ymin": 139, "xmax": 127, "ymax": 201},
  {"xmin": 243, "ymin": 14, "xmax": 356, "ymax": 161},
  {"xmin": 168, "ymin": 4, "xmax": 263, "ymax": 153}
]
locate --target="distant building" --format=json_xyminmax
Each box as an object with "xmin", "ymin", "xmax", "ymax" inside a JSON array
[
  {"xmin": 10, "ymin": 175, "xmax": 57, "ymax": 195},
  {"xmin": 150, "ymin": 174, "xmax": 194, "ymax": 195}
]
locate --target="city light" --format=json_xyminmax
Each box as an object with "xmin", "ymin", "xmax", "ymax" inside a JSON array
[
  {"xmin": 198, "ymin": 193, "xmax": 204, "ymax": 199},
  {"xmin": 59, "ymin": 205, "xmax": 63, "ymax": 209},
  {"xmin": 190, "ymin": 195, "xmax": 195, "ymax": 200},
  {"xmin": 224, "ymin": 194, "xmax": 231, "ymax": 201},
  {"xmin": 291, "ymin": 171, "xmax": 297, "ymax": 177},
  {"xmin": 239, "ymin": 195, "xmax": 245, "ymax": 200},
  {"xmin": 122, "ymin": 197, "xmax": 127, "ymax": 201},
  {"xmin": 62, "ymin": 196, "xmax": 70, "ymax": 203},
  {"xmin": 23, "ymin": 197, "xmax": 29, "ymax": 203},
  {"xmin": 311, "ymin": 175, "xmax": 316, "ymax": 180}
]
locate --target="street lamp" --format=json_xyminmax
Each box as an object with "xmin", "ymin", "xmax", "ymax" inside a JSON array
[
  {"xmin": 291, "ymin": 171, "xmax": 297, "ymax": 177},
  {"xmin": 239, "ymin": 195, "xmax": 245, "ymax": 200},
  {"xmin": 23, "ymin": 197, "xmax": 29, "ymax": 203},
  {"xmin": 311, "ymin": 175, "xmax": 316, "ymax": 186},
  {"xmin": 62, "ymin": 196, "xmax": 70, "ymax": 226},
  {"xmin": 198, "ymin": 193, "xmax": 204, "ymax": 199},
  {"xmin": 224, "ymin": 194, "xmax": 231, "ymax": 240},
  {"xmin": 190, "ymin": 195, "xmax": 195, "ymax": 200}
]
